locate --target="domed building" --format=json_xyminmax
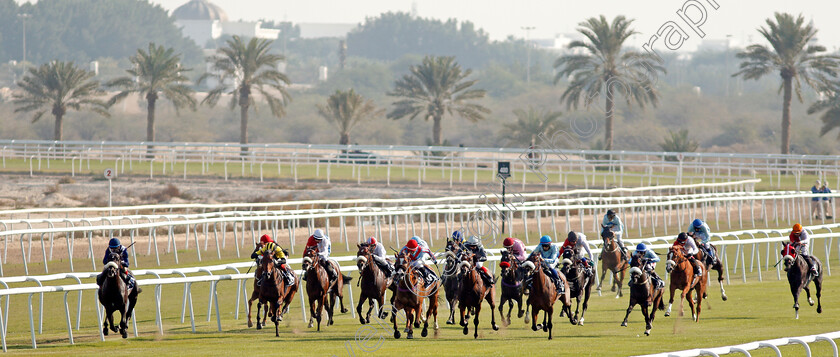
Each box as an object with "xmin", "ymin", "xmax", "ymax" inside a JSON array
[{"xmin": 173, "ymin": 0, "xmax": 279, "ymax": 48}]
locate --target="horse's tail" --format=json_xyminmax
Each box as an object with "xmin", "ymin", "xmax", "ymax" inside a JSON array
[
  {"xmin": 342, "ymin": 274, "xmax": 353, "ymax": 284},
  {"xmin": 657, "ymin": 298, "xmax": 665, "ymax": 311}
]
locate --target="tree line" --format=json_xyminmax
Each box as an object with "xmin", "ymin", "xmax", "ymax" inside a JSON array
[{"xmin": 10, "ymin": 12, "xmax": 840, "ymax": 156}]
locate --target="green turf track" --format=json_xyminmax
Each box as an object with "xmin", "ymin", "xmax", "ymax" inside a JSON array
[
  {"xmin": 0, "ymin": 251, "xmax": 836, "ymax": 356},
  {"xmin": 0, "ymin": 158, "xmax": 825, "ymax": 191}
]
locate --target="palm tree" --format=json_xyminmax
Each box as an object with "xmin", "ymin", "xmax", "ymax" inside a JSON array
[
  {"xmin": 200, "ymin": 36, "xmax": 291, "ymax": 154},
  {"xmin": 387, "ymin": 55, "xmax": 489, "ymax": 146},
  {"xmin": 500, "ymin": 107, "xmax": 564, "ymax": 146},
  {"xmin": 660, "ymin": 129, "xmax": 699, "ymax": 161},
  {"xmin": 554, "ymin": 15, "xmax": 665, "ymax": 151},
  {"xmin": 13, "ymin": 61, "xmax": 109, "ymax": 141},
  {"xmin": 317, "ymin": 89, "xmax": 383, "ymax": 145},
  {"xmin": 807, "ymin": 83, "xmax": 840, "ymax": 138},
  {"xmin": 733, "ymin": 12, "xmax": 840, "ymax": 155},
  {"xmin": 107, "ymin": 43, "xmax": 196, "ymax": 157}
]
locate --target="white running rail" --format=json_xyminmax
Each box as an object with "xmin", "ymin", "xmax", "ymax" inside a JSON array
[{"xmin": 635, "ymin": 331, "xmax": 840, "ymax": 357}]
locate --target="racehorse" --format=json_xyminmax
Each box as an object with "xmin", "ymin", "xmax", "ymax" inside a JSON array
[
  {"xmin": 498, "ymin": 250, "xmax": 527, "ymax": 326},
  {"xmin": 692, "ymin": 235, "xmax": 728, "ymax": 301},
  {"xmin": 391, "ymin": 252, "xmax": 440, "ymax": 339},
  {"xmin": 664, "ymin": 246, "xmax": 707, "ymax": 322},
  {"xmin": 621, "ymin": 259, "xmax": 665, "ymax": 336},
  {"xmin": 598, "ymin": 227, "xmax": 628, "ymax": 298},
  {"xmin": 97, "ymin": 252, "xmax": 138, "ymax": 339},
  {"xmin": 257, "ymin": 250, "xmax": 298, "ymax": 337},
  {"xmin": 355, "ymin": 243, "xmax": 390, "ymax": 324},
  {"xmin": 521, "ymin": 254, "xmax": 570, "ymax": 340},
  {"xmin": 302, "ymin": 246, "xmax": 351, "ymax": 331},
  {"xmin": 560, "ymin": 247, "xmax": 593, "ymax": 326},
  {"xmin": 456, "ymin": 251, "xmax": 499, "ymax": 338},
  {"xmin": 442, "ymin": 239, "xmax": 463, "ymax": 325},
  {"xmin": 781, "ymin": 243, "xmax": 823, "ymax": 319},
  {"xmin": 247, "ymin": 243, "xmax": 268, "ymax": 330}
]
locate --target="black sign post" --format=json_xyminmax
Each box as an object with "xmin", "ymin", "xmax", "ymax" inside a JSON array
[{"xmin": 497, "ymin": 162, "xmax": 511, "ymax": 234}]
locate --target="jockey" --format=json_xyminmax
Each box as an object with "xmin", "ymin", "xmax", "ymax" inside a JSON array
[
  {"xmin": 602, "ymin": 209, "xmax": 628, "ymax": 261},
  {"xmin": 527, "ymin": 235, "xmax": 563, "ymax": 292},
  {"xmin": 303, "ymin": 229, "xmax": 337, "ymax": 283},
  {"xmin": 562, "ymin": 231, "xmax": 594, "ymax": 272},
  {"xmin": 502, "ymin": 237, "xmax": 527, "ymax": 262},
  {"xmin": 633, "ymin": 243, "xmax": 663, "ymax": 287},
  {"xmin": 688, "ymin": 219, "xmax": 716, "ymax": 263},
  {"xmin": 673, "ymin": 232, "xmax": 701, "ymax": 277},
  {"xmin": 789, "ymin": 224, "xmax": 819, "ymax": 276},
  {"xmin": 464, "ymin": 235, "xmax": 494, "ymax": 287},
  {"xmin": 365, "ymin": 236, "xmax": 394, "ymax": 278},
  {"xmin": 399, "ymin": 236, "xmax": 438, "ymax": 285},
  {"xmin": 451, "ymin": 230, "xmax": 465, "ymax": 246},
  {"xmin": 101, "ymin": 238, "xmax": 137, "ymax": 291},
  {"xmin": 251, "ymin": 234, "xmax": 294, "ymax": 286}
]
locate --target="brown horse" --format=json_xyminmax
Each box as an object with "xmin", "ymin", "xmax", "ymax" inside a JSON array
[
  {"xmin": 442, "ymin": 239, "xmax": 463, "ymax": 325},
  {"xmin": 781, "ymin": 243, "xmax": 823, "ymax": 319},
  {"xmin": 560, "ymin": 248, "xmax": 593, "ymax": 326},
  {"xmin": 621, "ymin": 263, "xmax": 665, "ymax": 336},
  {"xmin": 302, "ymin": 246, "xmax": 351, "ymax": 331},
  {"xmin": 664, "ymin": 246, "xmax": 707, "ymax": 322},
  {"xmin": 498, "ymin": 250, "xmax": 527, "ymax": 326},
  {"xmin": 97, "ymin": 253, "xmax": 138, "ymax": 339},
  {"xmin": 391, "ymin": 252, "xmax": 440, "ymax": 339},
  {"xmin": 247, "ymin": 243, "xmax": 268, "ymax": 329},
  {"xmin": 598, "ymin": 227, "xmax": 628, "ymax": 298},
  {"xmin": 693, "ymin": 235, "xmax": 727, "ymax": 301},
  {"xmin": 521, "ymin": 254, "xmax": 570, "ymax": 340},
  {"xmin": 456, "ymin": 251, "xmax": 499, "ymax": 338},
  {"xmin": 355, "ymin": 243, "xmax": 390, "ymax": 324},
  {"xmin": 256, "ymin": 250, "xmax": 298, "ymax": 336}
]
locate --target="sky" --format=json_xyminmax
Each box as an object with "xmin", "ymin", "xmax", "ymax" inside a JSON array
[{"xmin": 149, "ymin": 0, "xmax": 840, "ymax": 52}]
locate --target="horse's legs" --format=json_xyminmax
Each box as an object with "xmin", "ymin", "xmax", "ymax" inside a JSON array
[
  {"xmin": 814, "ymin": 277, "xmax": 823, "ymax": 314},
  {"xmin": 546, "ymin": 307, "xmax": 554, "ymax": 340},
  {"xmin": 405, "ymin": 309, "xmax": 414, "ymax": 339},
  {"xmin": 791, "ymin": 282, "xmax": 802, "ymax": 319},
  {"xmin": 356, "ymin": 295, "xmax": 367, "ymax": 325},
  {"xmin": 804, "ymin": 285, "xmax": 814, "ymax": 306},
  {"xmin": 446, "ymin": 297, "xmax": 456, "ymax": 324},
  {"xmin": 621, "ymin": 299, "xmax": 635, "ymax": 327},
  {"xmin": 617, "ymin": 269, "xmax": 625, "ymax": 298},
  {"xmin": 473, "ymin": 304, "xmax": 481, "ymax": 339},
  {"xmin": 641, "ymin": 303, "xmax": 651, "ymax": 336},
  {"xmin": 694, "ymin": 287, "xmax": 703, "ymax": 322},
  {"xmin": 597, "ymin": 265, "xmax": 607, "ymax": 293},
  {"xmin": 530, "ymin": 307, "xmax": 539, "ymax": 331},
  {"xmin": 488, "ymin": 292, "xmax": 499, "ymax": 331},
  {"xmin": 255, "ymin": 301, "xmax": 263, "ymax": 329},
  {"xmin": 377, "ymin": 295, "xmax": 388, "ymax": 320},
  {"xmin": 247, "ymin": 296, "xmax": 255, "ymax": 328},
  {"xmin": 102, "ymin": 309, "xmax": 110, "ymax": 336},
  {"xmin": 685, "ymin": 289, "xmax": 695, "ymax": 321},
  {"xmin": 679, "ymin": 289, "xmax": 687, "ymax": 317},
  {"xmin": 366, "ymin": 297, "xmax": 375, "ymax": 324},
  {"xmin": 665, "ymin": 285, "xmax": 675, "ymax": 317},
  {"xmin": 392, "ymin": 306, "xmax": 401, "ymax": 339},
  {"xmin": 460, "ymin": 304, "xmax": 468, "ymax": 335},
  {"xmin": 716, "ymin": 263, "xmax": 727, "ymax": 301},
  {"xmin": 261, "ymin": 302, "xmax": 268, "ymax": 327},
  {"xmin": 107, "ymin": 309, "xmax": 117, "ymax": 333},
  {"xmin": 328, "ymin": 293, "xmax": 337, "ymax": 326}
]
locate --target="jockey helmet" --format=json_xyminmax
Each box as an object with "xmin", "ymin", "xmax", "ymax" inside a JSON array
[
  {"xmin": 452, "ymin": 230, "xmax": 463, "ymax": 241},
  {"xmin": 466, "ymin": 235, "xmax": 481, "ymax": 246},
  {"xmin": 108, "ymin": 238, "xmax": 121, "ymax": 248},
  {"xmin": 792, "ymin": 223, "xmax": 802, "ymax": 233},
  {"xmin": 636, "ymin": 243, "xmax": 647, "ymax": 252},
  {"xmin": 677, "ymin": 232, "xmax": 688, "ymax": 241},
  {"xmin": 366, "ymin": 236, "xmax": 377, "ymax": 245},
  {"xmin": 539, "ymin": 235, "xmax": 552, "ymax": 245},
  {"xmin": 692, "ymin": 219, "xmax": 703, "ymax": 228},
  {"xmin": 406, "ymin": 239, "xmax": 419, "ymax": 251},
  {"xmin": 313, "ymin": 229, "xmax": 325, "ymax": 240},
  {"xmin": 260, "ymin": 234, "xmax": 273, "ymax": 244},
  {"xmin": 503, "ymin": 237, "xmax": 515, "ymax": 247}
]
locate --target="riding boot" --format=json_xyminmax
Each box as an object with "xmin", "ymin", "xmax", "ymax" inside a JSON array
[
  {"xmin": 807, "ymin": 256, "xmax": 819, "ymax": 276},
  {"xmin": 324, "ymin": 260, "xmax": 338, "ymax": 283},
  {"xmin": 481, "ymin": 271, "xmax": 494, "ymax": 287},
  {"xmin": 619, "ymin": 246, "xmax": 628, "ymax": 262}
]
